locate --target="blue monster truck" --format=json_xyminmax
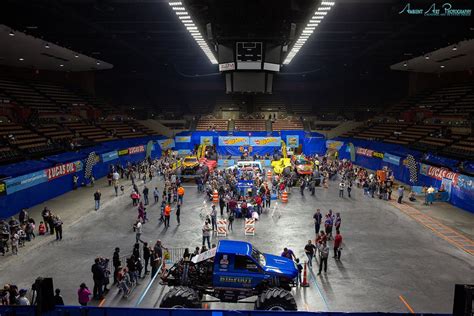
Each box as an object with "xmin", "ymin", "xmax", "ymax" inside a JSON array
[{"xmin": 160, "ymin": 240, "xmax": 298, "ymax": 310}]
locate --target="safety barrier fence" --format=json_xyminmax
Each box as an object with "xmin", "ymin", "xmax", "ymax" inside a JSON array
[{"xmin": 0, "ymin": 306, "xmax": 451, "ymax": 316}]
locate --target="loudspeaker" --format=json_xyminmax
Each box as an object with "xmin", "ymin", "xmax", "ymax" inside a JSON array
[
  {"xmin": 206, "ymin": 23, "xmax": 213, "ymax": 40},
  {"xmin": 289, "ymin": 23, "xmax": 296, "ymax": 40},
  {"xmin": 225, "ymin": 73, "xmax": 232, "ymax": 94},
  {"xmin": 266, "ymin": 73, "xmax": 273, "ymax": 94},
  {"xmin": 33, "ymin": 277, "xmax": 55, "ymax": 313},
  {"xmin": 453, "ymin": 284, "xmax": 474, "ymax": 316}
]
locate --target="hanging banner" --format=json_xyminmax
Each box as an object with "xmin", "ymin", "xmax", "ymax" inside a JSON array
[
  {"xmin": 372, "ymin": 151, "xmax": 384, "ymax": 159},
  {"xmin": 128, "ymin": 145, "xmax": 145, "ymax": 155},
  {"xmin": 157, "ymin": 138, "xmax": 175, "ymax": 150},
  {"xmin": 286, "ymin": 135, "xmax": 299, "ymax": 148},
  {"xmin": 326, "ymin": 140, "xmax": 344, "ymax": 150},
  {"xmin": 200, "ymin": 136, "xmax": 213, "ymax": 146},
  {"xmin": 420, "ymin": 163, "xmax": 459, "ymax": 184},
  {"xmin": 356, "ymin": 147, "xmax": 374, "ymax": 157},
  {"xmin": 102, "ymin": 151, "xmax": 119, "ymax": 162},
  {"xmin": 177, "ymin": 149, "xmax": 192, "ymax": 156},
  {"xmin": 218, "ymin": 136, "xmax": 249, "ymax": 146},
  {"xmin": 146, "ymin": 141, "xmax": 154, "ymax": 159},
  {"xmin": 118, "ymin": 148, "xmax": 129, "ymax": 156},
  {"xmin": 0, "ymin": 181, "xmax": 6, "ymax": 196},
  {"xmin": 383, "ymin": 153, "xmax": 401, "ymax": 166},
  {"xmin": 175, "ymin": 136, "xmax": 191, "ymax": 143},
  {"xmin": 46, "ymin": 161, "xmax": 82, "ymax": 181},
  {"xmin": 5, "ymin": 170, "xmax": 48, "ymax": 195},
  {"xmin": 250, "ymin": 137, "xmax": 281, "ymax": 147}
]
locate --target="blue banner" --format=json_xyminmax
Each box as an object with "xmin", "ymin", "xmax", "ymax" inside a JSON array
[
  {"xmin": 177, "ymin": 149, "xmax": 192, "ymax": 156},
  {"xmin": 175, "ymin": 136, "xmax": 191, "ymax": 143},
  {"xmin": 249, "ymin": 137, "xmax": 281, "ymax": 147},
  {"xmin": 383, "ymin": 153, "xmax": 401, "ymax": 166},
  {"xmin": 200, "ymin": 136, "xmax": 213, "ymax": 146},
  {"xmin": 286, "ymin": 135, "xmax": 299, "ymax": 147},
  {"xmin": 218, "ymin": 136, "xmax": 249, "ymax": 146},
  {"xmin": 218, "ymin": 159, "xmax": 235, "ymax": 167},
  {"xmin": 157, "ymin": 138, "xmax": 175, "ymax": 150},
  {"xmin": 5, "ymin": 170, "xmax": 48, "ymax": 195},
  {"xmin": 101, "ymin": 151, "xmax": 119, "ymax": 163}
]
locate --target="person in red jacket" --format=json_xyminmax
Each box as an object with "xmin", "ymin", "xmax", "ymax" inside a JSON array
[{"xmin": 333, "ymin": 230, "xmax": 343, "ymax": 261}]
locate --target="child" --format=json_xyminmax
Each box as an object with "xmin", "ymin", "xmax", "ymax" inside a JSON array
[
  {"xmin": 295, "ymin": 258, "xmax": 303, "ymax": 285},
  {"xmin": 38, "ymin": 221, "xmax": 46, "ymax": 235}
]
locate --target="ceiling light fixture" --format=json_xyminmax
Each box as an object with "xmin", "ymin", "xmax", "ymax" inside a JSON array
[
  {"xmin": 284, "ymin": 1, "xmax": 335, "ymax": 64},
  {"xmin": 19, "ymin": 58, "xmax": 24, "ymax": 61},
  {"xmin": 45, "ymin": 43, "xmax": 50, "ymax": 49},
  {"xmin": 60, "ymin": 64, "xmax": 64, "ymax": 67},
  {"xmin": 425, "ymin": 55, "xmax": 430, "ymax": 60},
  {"xmin": 440, "ymin": 65, "xmax": 445, "ymax": 68},
  {"xmin": 168, "ymin": 0, "xmax": 217, "ymax": 64},
  {"xmin": 96, "ymin": 61, "xmax": 101, "ymax": 65},
  {"xmin": 403, "ymin": 62, "xmax": 407, "ymax": 67},
  {"xmin": 74, "ymin": 54, "xmax": 79, "ymax": 58},
  {"xmin": 9, "ymin": 31, "xmax": 14, "ymax": 36},
  {"xmin": 452, "ymin": 46, "xmax": 457, "ymax": 51}
]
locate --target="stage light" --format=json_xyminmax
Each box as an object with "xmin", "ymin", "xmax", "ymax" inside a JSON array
[
  {"xmin": 284, "ymin": 1, "xmax": 335, "ymax": 64},
  {"xmin": 96, "ymin": 61, "xmax": 101, "ymax": 65},
  {"xmin": 403, "ymin": 62, "xmax": 407, "ymax": 67},
  {"xmin": 60, "ymin": 64, "xmax": 64, "ymax": 67},
  {"xmin": 452, "ymin": 46, "xmax": 457, "ymax": 51},
  {"xmin": 425, "ymin": 55, "xmax": 430, "ymax": 60},
  {"xmin": 9, "ymin": 31, "xmax": 14, "ymax": 36},
  {"xmin": 168, "ymin": 0, "xmax": 217, "ymax": 64},
  {"xmin": 19, "ymin": 58, "xmax": 24, "ymax": 61},
  {"xmin": 440, "ymin": 65, "xmax": 445, "ymax": 68},
  {"xmin": 74, "ymin": 54, "xmax": 79, "ymax": 58},
  {"xmin": 45, "ymin": 43, "xmax": 50, "ymax": 49}
]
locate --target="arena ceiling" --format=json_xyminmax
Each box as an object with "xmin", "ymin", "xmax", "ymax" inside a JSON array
[{"xmin": 0, "ymin": 0, "xmax": 472, "ymax": 80}]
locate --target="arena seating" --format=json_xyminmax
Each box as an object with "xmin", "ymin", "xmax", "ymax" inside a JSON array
[
  {"xmin": 255, "ymin": 95, "xmax": 287, "ymax": 112},
  {"xmin": 196, "ymin": 118, "xmax": 229, "ymax": 131},
  {"xmin": 272, "ymin": 119, "xmax": 304, "ymax": 131},
  {"xmin": 31, "ymin": 82, "xmax": 87, "ymax": 107},
  {"xmin": 234, "ymin": 119, "xmax": 266, "ymax": 131}
]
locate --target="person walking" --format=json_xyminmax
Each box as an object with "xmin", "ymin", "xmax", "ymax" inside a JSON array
[
  {"xmin": 304, "ymin": 240, "xmax": 317, "ymax": 268},
  {"xmin": 114, "ymin": 181, "xmax": 119, "ymax": 197},
  {"xmin": 202, "ymin": 219, "xmax": 212, "ymax": 249},
  {"xmin": 175, "ymin": 204, "xmax": 181, "ymax": 226},
  {"xmin": 300, "ymin": 179, "xmax": 306, "ymax": 196},
  {"xmin": 333, "ymin": 230, "xmax": 343, "ymax": 261},
  {"xmin": 335, "ymin": 213, "xmax": 341, "ymax": 231},
  {"xmin": 317, "ymin": 241, "xmax": 329, "ymax": 275},
  {"xmin": 134, "ymin": 219, "xmax": 142, "ymax": 243},
  {"xmin": 153, "ymin": 187, "xmax": 159, "ymax": 203},
  {"xmin": 347, "ymin": 181, "xmax": 352, "ymax": 198},
  {"xmin": 112, "ymin": 247, "xmax": 121, "ymax": 285},
  {"xmin": 94, "ymin": 190, "xmax": 101, "ymax": 210},
  {"xmin": 219, "ymin": 195, "xmax": 226, "ymax": 216},
  {"xmin": 339, "ymin": 181, "xmax": 345, "ymax": 198},
  {"xmin": 164, "ymin": 204, "xmax": 171, "ymax": 228},
  {"xmin": 228, "ymin": 212, "xmax": 234, "ymax": 231},
  {"xmin": 77, "ymin": 283, "xmax": 91, "ymax": 306},
  {"xmin": 313, "ymin": 209, "xmax": 322, "ymax": 235},
  {"xmin": 91, "ymin": 259, "xmax": 105, "ymax": 299},
  {"xmin": 143, "ymin": 186, "xmax": 149, "ymax": 205},
  {"xmin": 177, "ymin": 185, "xmax": 185, "ymax": 204},
  {"xmin": 397, "ymin": 185, "xmax": 404, "ymax": 204}
]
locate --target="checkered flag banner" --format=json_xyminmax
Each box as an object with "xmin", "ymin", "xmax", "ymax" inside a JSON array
[
  {"xmin": 84, "ymin": 151, "xmax": 98, "ymax": 179},
  {"xmin": 406, "ymin": 154, "xmax": 418, "ymax": 183}
]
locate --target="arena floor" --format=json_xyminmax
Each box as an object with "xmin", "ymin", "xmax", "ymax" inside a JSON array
[{"xmin": 1, "ymin": 173, "xmax": 473, "ymax": 313}]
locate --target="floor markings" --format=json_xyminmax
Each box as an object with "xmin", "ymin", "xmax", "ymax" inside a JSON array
[
  {"xmin": 391, "ymin": 202, "xmax": 474, "ymax": 256},
  {"xmin": 308, "ymin": 269, "xmax": 330, "ymax": 311},
  {"xmin": 98, "ymin": 298, "xmax": 106, "ymax": 307},
  {"xmin": 399, "ymin": 295, "xmax": 415, "ymax": 314}
]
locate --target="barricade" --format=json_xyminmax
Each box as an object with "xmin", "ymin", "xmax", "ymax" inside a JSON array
[
  {"xmin": 216, "ymin": 219, "xmax": 228, "ymax": 237},
  {"xmin": 244, "ymin": 218, "xmax": 256, "ymax": 236},
  {"xmin": 212, "ymin": 190, "xmax": 218, "ymax": 204},
  {"xmin": 281, "ymin": 191, "xmax": 288, "ymax": 203}
]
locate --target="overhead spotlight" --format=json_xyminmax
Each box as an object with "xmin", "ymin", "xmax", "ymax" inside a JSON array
[
  {"xmin": 403, "ymin": 62, "xmax": 407, "ymax": 67},
  {"xmin": 45, "ymin": 43, "xmax": 50, "ymax": 49},
  {"xmin": 321, "ymin": 1, "xmax": 335, "ymax": 5},
  {"xmin": 440, "ymin": 65, "xmax": 445, "ymax": 68},
  {"xmin": 9, "ymin": 31, "xmax": 14, "ymax": 36},
  {"xmin": 169, "ymin": 1, "xmax": 182, "ymax": 5},
  {"xmin": 452, "ymin": 46, "xmax": 457, "ymax": 51},
  {"xmin": 424, "ymin": 55, "xmax": 430, "ymax": 60},
  {"xmin": 19, "ymin": 58, "xmax": 24, "ymax": 61},
  {"xmin": 74, "ymin": 54, "xmax": 79, "ymax": 58},
  {"xmin": 96, "ymin": 61, "xmax": 101, "ymax": 65},
  {"xmin": 59, "ymin": 64, "xmax": 64, "ymax": 67}
]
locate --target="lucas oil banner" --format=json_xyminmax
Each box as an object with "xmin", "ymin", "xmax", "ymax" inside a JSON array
[
  {"xmin": 200, "ymin": 136, "xmax": 213, "ymax": 146},
  {"xmin": 218, "ymin": 136, "xmax": 249, "ymax": 146},
  {"xmin": 157, "ymin": 138, "xmax": 175, "ymax": 150},
  {"xmin": 249, "ymin": 137, "xmax": 281, "ymax": 147},
  {"xmin": 286, "ymin": 135, "xmax": 299, "ymax": 147}
]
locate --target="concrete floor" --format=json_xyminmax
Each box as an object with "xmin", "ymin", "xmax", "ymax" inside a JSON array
[{"xmin": 0, "ymin": 172, "xmax": 473, "ymax": 313}]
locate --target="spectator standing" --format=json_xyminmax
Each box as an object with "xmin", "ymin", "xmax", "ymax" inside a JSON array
[
  {"xmin": 176, "ymin": 204, "xmax": 181, "ymax": 226},
  {"xmin": 164, "ymin": 204, "xmax": 171, "ymax": 228},
  {"xmin": 94, "ymin": 190, "xmax": 101, "ymax": 210},
  {"xmin": 333, "ymin": 230, "xmax": 343, "ymax": 260},
  {"xmin": 54, "ymin": 216, "xmax": 63, "ymax": 240},
  {"xmin": 313, "ymin": 209, "xmax": 322, "ymax": 235},
  {"xmin": 339, "ymin": 181, "xmax": 345, "ymax": 198},
  {"xmin": 397, "ymin": 186, "xmax": 404, "ymax": 204},
  {"xmin": 210, "ymin": 205, "xmax": 217, "ymax": 231},
  {"xmin": 77, "ymin": 283, "xmax": 91, "ymax": 306},
  {"xmin": 143, "ymin": 186, "xmax": 149, "ymax": 205},
  {"xmin": 281, "ymin": 247, "xmax": 296, "ymax": 261},
  {"xmin": 112, "ymin": 247, "xmax": 121, "ymax": 285},
  {"xmin": 177, "ymin": 185, "xmax": 185, "ymax": 204},
  {"xmin": 134, "ymin": 220, "xmax": 142, "ymax": 243},
  {"xmin": 73, "ymin": 175, "xmax": 78, "ymax": 190},
  {"xmin": 91, "ymin": 259, "xmax": 105, "ymax": 299},
  {"xmin": 18, "ymin": 289, "xmax": 30, "ymax": 305},
  {"xmin": 335, "ymin": 213, "xmax": 341, "ymax": 231},
  {"xmin": 347, "ymin": 181, "xmax": 352, "ymax": 198},
  {"xmin": 153, "ymin": 187, "xmax": 159, "ymax": 203},
  {"xmin": 202, "ymin": 220, "xmax": 212, "ymax": 248},
  {"xmin": 54, "ymin": 289, "xmax": 65, "ymax": 306},
  {"xmin": 317, "ymin": 241, "xmax": 329, "ymax": 275},
  {"xmin": 143, "ymin": 242, "xmax": 151, "ymax": 275}
]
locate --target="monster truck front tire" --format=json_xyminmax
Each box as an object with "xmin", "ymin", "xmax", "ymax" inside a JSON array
[
  {"xmin": 255, "ymin": 288, "xmax": 297, "ymax": 311},
  {"xmin": 159, "ymin": 287, "xmax": 201, "ymax": 309}
]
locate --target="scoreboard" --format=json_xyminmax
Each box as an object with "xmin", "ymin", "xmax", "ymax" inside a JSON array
[{"xmin": 236, "ymin": 42, "xmax": 262, "ymax": 62}]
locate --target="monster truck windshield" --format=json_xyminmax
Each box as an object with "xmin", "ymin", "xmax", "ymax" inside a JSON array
[{"xmin": 251, "ymin": 247, "xmax": 266, "ymax": 267}]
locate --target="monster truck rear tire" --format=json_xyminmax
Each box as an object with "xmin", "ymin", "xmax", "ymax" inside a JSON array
[
  {"xmin": 159, "ymin": 286, "xmax": 201, "ymax": 309},
  {"xmin": 255, "ymin": 288, "xmax": 297, "ymax": 311}
]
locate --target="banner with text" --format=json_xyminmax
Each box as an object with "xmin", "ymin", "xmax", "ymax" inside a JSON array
[
  {"xmin": 175, "ymin": 136, "xmax": 191, "ymax": 143},
  {"xmin": 286, "ymin": 135, "xmax": 299, "ymax": 148},
  {"xmin": 383, "ymin": 153, "xmax": 401, "ymax": 166},
  {"xmin": 218, "ymin": 136, "xmax": 249, "ymax": 146},
  {"xmin": 46, "ymin": 161, "xmax": 82, "ymax": 181},
  {"xmin": 101, "ymin": 151, "xmax": 119, "ymax": 162},
  {"xmin": 128, "ymin": 145, "xmax": 145, "ymax": 155},
  {"xmin": 5, "ymin": 170, "xmax": 48, "ymax": 195},
  {"xmin": 249, "ymin": 137, "xmax": 281, "ymax": 147},
  {"xmin": 157, "ymin": 138, "xmax": 175, "ymax": 150},
  {"xmin": 200, "ymin": 136, "xmax": 213, "ymax": 146},
  {"xmin": 420, "ymin": 163, "xmax": 459, "ymax": 185}
]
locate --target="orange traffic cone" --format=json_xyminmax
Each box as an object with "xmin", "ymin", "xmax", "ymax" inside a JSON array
[
  {"xmin": 301, "ymin": 262, "xmax": 310, "ymax": 287},
  {"xmin": 212, "ymin": 190, "xmax": 218, "ymax": 204},
  {"xmin": 281, "ymin": 191, "xmax": 288, "ymax": 203}
]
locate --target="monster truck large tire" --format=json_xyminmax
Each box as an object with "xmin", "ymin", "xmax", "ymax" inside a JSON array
[
  {"xmin": 255, "ymin": 288, "xmax": 297, "ymax": 311},
  {"xmin": 159, "ymin": 287, "xmax": 201, "ymax": 309}
]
